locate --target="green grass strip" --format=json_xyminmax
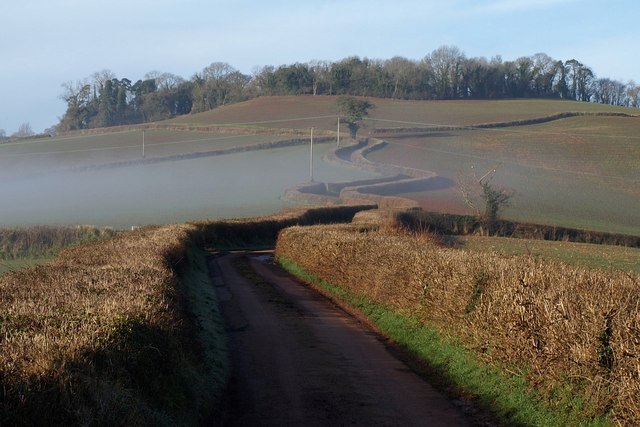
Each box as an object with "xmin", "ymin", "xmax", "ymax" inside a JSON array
[
  {"xmin": 0, "ymin": 257, "xmax": 52, "ymax": 276},
  {"xmin": 278, "ymin": 258, "xmax": 611, "ymax": 427},
  {"xmin": 181, "ymin": 245, "xmax": 230, "ymax": 423}
]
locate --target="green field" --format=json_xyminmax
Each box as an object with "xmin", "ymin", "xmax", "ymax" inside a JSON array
[
  {"xmin": 0, "ymin": 257, "xmax": 51, "ymax": 276},
  {"xmin": 455, "ymin": 235, "xmax": 640, "ymax": 273}
]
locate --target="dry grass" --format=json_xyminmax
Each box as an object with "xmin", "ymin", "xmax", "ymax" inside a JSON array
[
  {"xmin": 0, "ymin": 224, "xmax": 198, "ymax": 425},
  {"xmin": 276, "ymin": 224, "xmax": 640, "ymax": 425},
  {"xmin": 0, "ymin": 205, "xmax": 376, "ymax": 425}
]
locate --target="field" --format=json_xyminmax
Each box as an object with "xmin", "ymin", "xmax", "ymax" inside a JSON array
[
  {"xmin": 1, "ymin": 95, "xmax": 638, "ymax": 234},
  {"xmin": 0, "ymin": 129, "xmax": 288, "ymax": 178},
  {"xmin": 456, "ymin": 235, "xmax": 640, "ymax": 273},
  {"xmin": 166, "ymin": 96, "xmax": 640, "ymax": 234},
  {"xmin": 367, "ymin": 114, "xmax": 640, "ymax": 235},
  {"xmin": 168, "ymin": 96, "xmax": 634, "ymax": 131},
  {"xmin": 0, "ymin": 143, "xmax": 374, "ymax": 228},
  {"xmin": 0, "ymin": 257, "xmax": 50, "ymax": 276}
]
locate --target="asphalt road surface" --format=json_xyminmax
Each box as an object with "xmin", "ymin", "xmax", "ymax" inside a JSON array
[{"xmin": 209, "ymin": 251, "xmax": 476, "ymax": 426}]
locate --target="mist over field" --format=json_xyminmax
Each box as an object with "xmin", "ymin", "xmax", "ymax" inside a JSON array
[{"xmin": 0, "ymin": 144, "xmax": 374, "ymax": 228}]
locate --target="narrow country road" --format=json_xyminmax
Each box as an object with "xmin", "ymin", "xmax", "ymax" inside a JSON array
[{"xmin": 209, "ymin": 251, "xmax": 475, "ymax": 426}]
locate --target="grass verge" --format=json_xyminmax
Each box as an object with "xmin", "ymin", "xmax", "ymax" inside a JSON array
[
  {"xmin": 278, "ymin": 257, "xmax": 611, "ymax": 427},
  {"xmin": 181, "ymin": 244, "xmax": 230, "ymax": 424}
]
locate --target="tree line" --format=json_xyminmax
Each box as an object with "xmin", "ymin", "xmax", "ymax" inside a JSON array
[{"xmin": 56, "ymin": 45, "xmax": 640, "ymax": 133}]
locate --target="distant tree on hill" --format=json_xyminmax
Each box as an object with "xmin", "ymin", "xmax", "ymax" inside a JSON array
[
  {"xmin": 336, "ymin": 96, "xmax": 373, "ymax": 139},
  {"xmin": 43, "ymin": 125, "xmax": 58, "ymax": 136},
  {"xmin": 96, "ymin": 79, "xmax": 116, "ymax": 127},
  {"xmin": 191, "ymin": 62, "xmax": 250, "ymax": 113},
  {"xmin": 427, "ymin": 45, "xmax": 465, "ymax": 99},
  {"xmin": 627, "ymin": 83, "xmax": 640, "ymax": 108},
  {"xmin": 56, "ymin": 46, "xmax": 640, "ymax": 132},
  {"xmin": 12, "ymin": 122, "xmax": 35, "ymax": 138},
  {"xmin": 565, "ymin": 59, "xmax": 594, "ymax": 102}
]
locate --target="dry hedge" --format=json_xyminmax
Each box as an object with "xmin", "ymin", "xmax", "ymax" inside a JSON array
[
  {"xmin": 0, "ymin": 224, "xmax": 196, "ymax": 425},
  {"xmin": 276, "ymin": 225, "xmax": 640, "ymax": 424},
  {"xmin": 0, "ymin": 205, "xmax": 377, "ymax": 425}
]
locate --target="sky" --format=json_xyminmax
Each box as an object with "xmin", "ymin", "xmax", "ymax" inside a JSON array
[{"xmin": 1, "ymin": 0, "xmax": 639, "ymax": 134}]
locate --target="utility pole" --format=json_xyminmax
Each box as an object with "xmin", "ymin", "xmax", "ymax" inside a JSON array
[
  {"xmin": 337, "ymin": 117, "xmax": 340, "ymax": 146},
  {"xmin": 309, "ymin": 127, "xmax": 314, "ymax": 182}
]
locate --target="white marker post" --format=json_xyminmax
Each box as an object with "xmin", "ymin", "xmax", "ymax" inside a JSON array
[
  {"xmin": 337, "ymin": 117, "xmax": 340, "ymax": 147},
  {"xmin": 142, "ymin": 130, "xmax": 145, "ymax": 158}
]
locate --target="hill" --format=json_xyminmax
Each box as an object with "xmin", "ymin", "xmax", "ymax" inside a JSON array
[
  {"xmin": 168, "ymin": 95, "xmax": 636, "ymax": 132},
  {"xmin": 171, "ymin": 95, "xmax": 637, "ymax": 235},
  {"xmin": 1, "ymin": 96, "xmax": 638, "ymax": 233},
  {"xmin": 364, "ymin": 108, "xmax": 640, "ymax": 234}
]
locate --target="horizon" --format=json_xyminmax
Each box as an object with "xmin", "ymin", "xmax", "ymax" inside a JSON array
[{"xmin": 1, "ymin": 0, "xmax": 639, "ymax": 134}]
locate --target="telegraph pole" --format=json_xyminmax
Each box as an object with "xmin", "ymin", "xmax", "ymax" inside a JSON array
[{"xmin": 309, "ymin": 127, "xmax": 314, "ymax": 182}]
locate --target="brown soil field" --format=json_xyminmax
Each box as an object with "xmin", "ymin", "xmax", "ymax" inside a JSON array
[{"xmin": 167, "ymin": 95, "xmax": 637, "ymax": 133}]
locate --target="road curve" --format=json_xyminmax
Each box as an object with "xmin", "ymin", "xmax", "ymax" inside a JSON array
[{"xmin": 209, "ymin": 251, "xmax": 474, "ymax": 427}]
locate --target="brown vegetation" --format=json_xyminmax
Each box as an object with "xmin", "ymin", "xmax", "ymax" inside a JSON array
[
  {"xmin": 0, "ymin": 225, "xmax": 199, "ymax": 425},
  {"xmin": 0, "ymin": 205, "xmax": 375, "ymax": 425},
  {"xmin": 275, "ymin": 222, "xmax": 640, "ymax": 424}
]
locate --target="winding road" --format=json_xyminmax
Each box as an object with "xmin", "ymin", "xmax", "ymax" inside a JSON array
[{"xmin": 209, "ymin": 251, "xmax": 478, "ymax": 426}]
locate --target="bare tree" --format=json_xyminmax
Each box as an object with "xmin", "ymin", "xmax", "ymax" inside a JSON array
[
  {"xmin": 308, "ymin": 60, "xmax": 332, "ymax": 96},
  {"xmin": 44, "ymin": 125, "xmax": 58, "ymax": 136},
  {"xmin": 384, "ymin": 56, "xmax": 419, "ymax": 99},
  {"xmin": 426, "ymin": 45, "xmax": 465, "ymax": 99},
  {"xmin": 91, "ymin": 69, "xmax": 116, "ymax": 94},
  {"xmin": 191, "ymin": 62, "xmax": 248, "ymax": 113},
  {"xmin": 12, "ymin": 122, "xmax": 35, "ymax": 138},
  {"xmin": 58, "ymin": 80, "xmax": 93, "ymax": 131},
  {"xmin": 145, "ymin": 71, "xmax": 184, "ymax": 91},
  {"xmin": 458, "ymin": 164, "xmax": 513, "ymax": 235},
  {"xmin": 626, "ymin": 81, "xmax": 640, "ymax": 107}
]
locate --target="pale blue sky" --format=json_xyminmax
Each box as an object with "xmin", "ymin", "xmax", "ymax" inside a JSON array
[{"xmin": 1, "ymin": 0, "xmax": 638, "ymax": 134}]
